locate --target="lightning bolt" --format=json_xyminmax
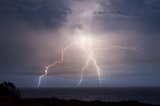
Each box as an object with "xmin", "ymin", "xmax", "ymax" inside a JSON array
[
  {"xmin": 38, "ymin": 35, "xmax": 103, "ymax": 87},
  {"xmin": 78, "ymin": 57, "xmax": 91, "ymax": 87},
  {"xmin": 38, "ymin": 43, "xmax": 74, "ymax": 87},
  {"xmin": 78, "ymin": 36, "xmax": 102, "ymax": 87},
  {"xmin": 38, "ymin": 35, "xmax": 144, "ymax": 87},
  {"xmin": 95, "ymin": 45, "xmax": 145, "ymax": 56}
]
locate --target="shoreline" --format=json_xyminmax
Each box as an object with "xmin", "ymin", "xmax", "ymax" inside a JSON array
[{"xmin": 0, "ymin": 97, "xmax": 158, "ymax": 106}]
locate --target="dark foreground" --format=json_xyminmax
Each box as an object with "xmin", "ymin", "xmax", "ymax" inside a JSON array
[{"xmin": 0, "ymin": 97, "xmax": 159, "ymax": 106}]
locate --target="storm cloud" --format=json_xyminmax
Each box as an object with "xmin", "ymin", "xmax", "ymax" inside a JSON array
[{"xmin": 0, "ymin": 0, "xmax": 160, "ymax": 87}]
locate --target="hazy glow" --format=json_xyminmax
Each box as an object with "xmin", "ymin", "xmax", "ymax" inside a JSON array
[
  {"xmin": 38, "ymin": 29, "xmax": 144, "ymax": 87},
  {"xmin": 38, "ymin": 30, "xmax": 102, "ymax": 87}
]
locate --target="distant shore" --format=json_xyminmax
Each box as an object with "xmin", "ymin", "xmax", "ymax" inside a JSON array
[
  {"xmin": 20, "ymin": 87, "xmax": 160, "ymax": 105},
  {"xmin": 0, "ymin": 96, "xmax": 158, "ymax": 106}
]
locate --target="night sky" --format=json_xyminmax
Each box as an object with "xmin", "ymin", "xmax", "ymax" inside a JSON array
[{"xmin": 0, "ymin": 0, "xmax": 160, "ymax": 87}]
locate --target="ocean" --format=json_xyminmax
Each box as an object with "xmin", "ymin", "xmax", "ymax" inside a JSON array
[{"xmin": 20, "ymin": 87, "xmax": 160, "ymax": 105}]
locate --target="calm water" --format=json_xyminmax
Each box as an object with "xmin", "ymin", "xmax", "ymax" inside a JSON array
[{"xmin": 20, "ymin": 87, "xmax": 160, "ymax": 104}]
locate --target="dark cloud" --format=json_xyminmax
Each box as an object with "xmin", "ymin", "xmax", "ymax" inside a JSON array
[
  {"xmin": 95, "ymin": 0, "xmax": 160, "ymax": 33},
  {"xmin": 0, "ymin": 0, "xmax": 71, "ymax": 29}
]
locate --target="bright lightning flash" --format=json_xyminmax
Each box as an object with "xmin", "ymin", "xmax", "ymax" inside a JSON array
[
  {"xmin": 76, "ymin": 35, "xmax": 102, "ymax": 87},
  {"xmin": 38, "ymin": 32, "xmax": 144, "ymax": 87},
  {"xmin": 37, "ymin": 43, "xmax": 74, "ymax": 87}
]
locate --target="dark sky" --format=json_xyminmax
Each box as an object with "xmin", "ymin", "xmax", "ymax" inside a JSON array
[{"xmin": 0, "ymin": 0, "xmax": 160, "ymax": 87}]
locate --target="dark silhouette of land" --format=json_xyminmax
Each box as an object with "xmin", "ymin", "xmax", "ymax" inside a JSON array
[
  {"xmin": 0, "ymin": 82, "xmax": 158, "ymax": 106},
  {"xmin": 0, "ymin": 82, "xmax": 20, "ymax": 98}
]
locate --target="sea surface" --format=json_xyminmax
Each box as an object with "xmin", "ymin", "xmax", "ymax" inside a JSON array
[{"xmin": 20, "ymin": 87, "xmax": 160, "ymax": 105}]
